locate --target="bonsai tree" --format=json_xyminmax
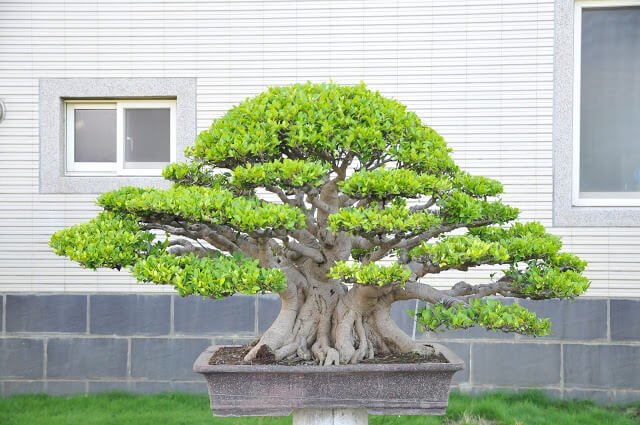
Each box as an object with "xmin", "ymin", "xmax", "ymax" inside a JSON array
[{"xmin": 50, "ymin": 82, "xmax": 589, "ymax": 365}]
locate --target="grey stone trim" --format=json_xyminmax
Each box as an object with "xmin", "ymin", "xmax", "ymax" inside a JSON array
[
  {"xmin": 610, "ymin": 299, "xmax": 640, "ymax": 342},
  {"xmin": 130, "ymin": 337, "xmax": 211, "ymax": 380},
  {"xmin": 47, "ymin": 338, "xmax": 128, "ymax": 379},
  {"xmin": 173, "ymin": 294, "xmax": 255, "ymax": 336},
  {"xmin": 564, "ymin": 344, "xmax": 640, "ymax": 390},
  {"xmin": 0, "ymin": 293, "xmax": 639, "ymax": 402},
  {"xmin": 89, "ymin": 294, "xmax": 171, "ymax": 336},
  {"xmin": 472, "ymin": 342, "xmax": 561, "ymax": 386},
  {"xmin": 258, "ymin": 294, "xmax": 281, "ymax": 334},
  {"xmin": 518, "ymin": 299, "xmax": 607, "ymax": 341},
  {"xmin": 0, "ymin": 338, "xmax": 44, "ymax": 379},
  {"xmin": 553, "ymin": 0, "xmax": 640, "ymax": 226},
  {"xmin": 39, "ymin": 78, "xmax": 196, "ymax": 194},
  {"xmin": 6, "ymin": 295, "xmax": 86, "ymax": 333}
]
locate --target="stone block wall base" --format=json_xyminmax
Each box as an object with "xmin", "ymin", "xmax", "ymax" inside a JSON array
[{"xmin": 293, "ymin": 408, "xmax": 368, "ymax": 425}]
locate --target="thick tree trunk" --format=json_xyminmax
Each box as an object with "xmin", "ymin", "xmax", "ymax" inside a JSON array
[{"xmin": 244, "ymin": 282, "xmax": 434, "ymax": 365}]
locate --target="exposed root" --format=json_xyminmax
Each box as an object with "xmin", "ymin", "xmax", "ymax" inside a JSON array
[{"xmin": 246, "ymin": 282, "xmax": 435, "ymax": 365}]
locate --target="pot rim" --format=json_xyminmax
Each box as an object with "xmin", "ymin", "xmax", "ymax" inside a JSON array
[{"xmin": 194, "ymin": 342, "xmax": 464, "ymax": 374}]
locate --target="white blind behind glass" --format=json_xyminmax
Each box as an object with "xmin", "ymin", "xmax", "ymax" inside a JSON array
[{"xmin": 580, "ymin": 7, "xmax": 640, "ymax": 195}]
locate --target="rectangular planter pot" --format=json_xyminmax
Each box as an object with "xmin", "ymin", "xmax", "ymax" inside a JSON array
[{"xmin": 193, "ymin": 343, "xmax": 464, "ymax": 416}]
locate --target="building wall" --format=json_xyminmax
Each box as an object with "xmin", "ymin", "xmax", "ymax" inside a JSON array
[
  {"xmin": 1, "ymin": 0, "xmax": 638, "ymax": 296},
  {"xmin": 0, "ymin": 0, "xmax": 639, "ymax": 403},
  {"xmin": 1, "ymin": 293, "xmax": 639, "ymax": 403}
]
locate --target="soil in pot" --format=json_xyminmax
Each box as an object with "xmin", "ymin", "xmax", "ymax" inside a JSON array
[{"xmin": 208, "ymin": 343, "xmax": 448, "ymax": 366}]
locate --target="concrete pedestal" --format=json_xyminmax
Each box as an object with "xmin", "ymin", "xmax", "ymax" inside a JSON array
[{"xmin": 293, "ymin": 408, "xmax": 368, "ymax": 425}]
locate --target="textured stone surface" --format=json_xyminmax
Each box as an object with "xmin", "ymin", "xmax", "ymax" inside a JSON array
[
  {"xmin": 2, "ymin": 381, "xmax": 45, "ymax": 396},
  {"xmin": 194, "ymin": 344, "xmax": 463, "ymax": 416},
  {"xmin": 88, "ymin": 381, "xmax": 130, "ymax": 393},
  {"xmin": 610, "ymin": 390, "xmax": 640, "ymax": 404},
  {"xmin": 174, "ymin": 295, "xmax": 255, "ymax": 335},
  {"xmin": 0, "ymin": 338, "xmax": 43, "ymax": 378},
  {"xmin": 518, "ymin": 299, "xmax": 607, "ymax": 340},
  {"xmin": 258, "ymin": 294, "xmax": 281, "ymax": 334},
  {"xmin": 390, "ymin": 300, "xmax": 418, "ymax": 335},
  {"xmin": 172, "ymin": 381, "xmax": 208, "ymax": 394},
  {"xmin": 472, "ymin": 343, "xmax": 561, "ymax": 386},
  {"xmin": 90, "ymin": 294, "xmax": 170, "ymax": 335},
  {"xmin": 552, "ymin": 0, "xmax": 640, "ymax": 226},
  {"xmin": 39, "ymin": 78, "xmax": 196, "ymax": 194},
  {"xmin": 131, "ymin": 338, "xmax": 211, "ymax": 380},
  {"xmin": 293, "ymin": 408, "xmax": 368, "ymax": 425},
  {"xmin": 46, "ymin": 381, "xmax": 86, "ymax": 395},
  {"xmin": 6, "ymin": 295, "xmax": 86, "ymax": 333},
  {"xmin": 564, "ymin": 344, "xmax": 640, "ymax": 389},
  {"xmin": 47, "ymin": 338, "xmax": 128, "ymax": 379},
  {"xmin": 563, "ymin": 389, "xmax": 611, "ymax": 404},
  {"xmin": 130, "ymin": 381, "xmax": 172, "ymax": 393},
  {"xmin": 610, "ymin": 300, "xmax": 640, "ymax": 341},
  {"xmin": 435, "ymin": 342, "xmax": 470, "ymax": 384}
]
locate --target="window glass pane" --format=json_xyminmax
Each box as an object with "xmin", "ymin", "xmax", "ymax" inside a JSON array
[
  {"xmin": 124, "ymin": 108, "xmax": 171, "ymax": 169},
  {"xmin": 74, "ymin": 109, "xmax": 117, "ymax": 162},
  {"xmin": 580, "ymin": 7, "xmax": 640, "ymax": 195}
]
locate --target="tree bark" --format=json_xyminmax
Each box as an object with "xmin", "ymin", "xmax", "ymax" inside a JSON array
[{"xmin": 244, "ymin": 281, "xmax": 434, "ymax": 365}]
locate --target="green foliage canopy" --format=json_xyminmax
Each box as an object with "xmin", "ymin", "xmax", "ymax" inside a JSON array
[{"xmin": 50, "ymin": 82, "xmax": 590, "ymax": 337}]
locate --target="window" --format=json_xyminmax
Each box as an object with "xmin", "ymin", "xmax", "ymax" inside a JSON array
[
  {"xmin": 65, "ymin": 99, "xmax": 176, "ymax": 176},
  {"xmin": 39, "ymin": 78, "xmax": 195, "ymax": 194},
  {"xmin": 573, "ymin": 2, "xmax": 640, "ymax": 206}
]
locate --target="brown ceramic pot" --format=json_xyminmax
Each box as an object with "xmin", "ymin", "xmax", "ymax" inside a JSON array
[{"xmin": 193, "ymin": 343, "xmax": 464, "ymax": 417}]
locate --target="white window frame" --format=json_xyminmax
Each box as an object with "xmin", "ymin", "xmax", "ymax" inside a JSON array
[
  {"xmin": 572, "ymin": 0, "xmax": 640, "ymax": 207},
  {"xmin": 65, "ymin": 99, "xmax": 176, "ymax": 177}
]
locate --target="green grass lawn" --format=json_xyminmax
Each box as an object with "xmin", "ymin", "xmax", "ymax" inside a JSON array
[{"xmin": 1, "ymin": 390, "xmax": 638, "ymax": 425}]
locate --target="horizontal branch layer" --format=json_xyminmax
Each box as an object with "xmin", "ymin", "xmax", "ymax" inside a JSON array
[{"xmin": 98, "ymin": 185, "xmax": 306, "ymax": 233}]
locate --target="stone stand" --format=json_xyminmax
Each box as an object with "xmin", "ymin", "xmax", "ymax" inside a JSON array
[{"xmin": 292, "ymin": 408, "xmax": 368, "ymax": 425}]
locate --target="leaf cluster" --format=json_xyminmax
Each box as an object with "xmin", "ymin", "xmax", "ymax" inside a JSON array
[
  {"xmin": 339, "ymin": 168, "xmax": 450, "ymax": 200},
  {"xmin": 414, "ymin": 299, "xmax": 551, "ymax": 336},
  {"xmin": 453, "ymin": 172, "xmax": 504, "ymax": 198},
  {"xmin": 409, "ymin": 235, "xmax": 509, "ymax": 269},
  {"xmin": 328, "ymin": 261, "xmax": 411, "ymax": 286},
  {"xmin": 328, "ymin": 199, "xmax": 443, "ymax": 235},
  {"xmin": 469, "ymin": 222, "xmax": 562, "ymax": 261},
  {"xmin": 162, "ymin": 162, "xmax": 229, "ymax": 188},
  {"xmin": 438, "ymin": 191, "xmax": 519, "ymax": 225},
  {"xmin": 231, "ymin": 159, "xmax": 330, "ymax": 190},
  {"xmin": 506, "ymin": 258, "xmax": 589, "ymax": 299},
  {"xmin": 185, "ymin": 82, "xmax": 456, "ymax": 170},
  {"xmin": 131, "ymin": 252, "xmax": 286, "ymax": 298},
  {"xmin": 97, "ymin": 186, "xmax": 306, "ymax": 232},
  {"xmin": 390, "ymin": 125, "xmax": 458, "ymax": 175},
  {"xmin": 49, "ymin": 211, "xmax": 164, "ymax": 270}
]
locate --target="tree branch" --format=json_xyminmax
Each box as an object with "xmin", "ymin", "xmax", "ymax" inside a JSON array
[
  {"xmin": 283, "ymin": 238, "xmax": 326, "ymax": 263},
  {"xmin": 167, "ymin": 239, "xmax": 211, "ymax": 257},
  {"xmin": 392, "ymin": 281, "xmax": 461, "ymax": 306}
]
